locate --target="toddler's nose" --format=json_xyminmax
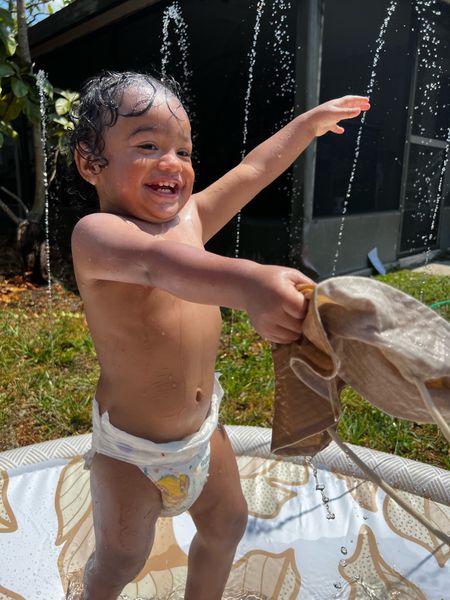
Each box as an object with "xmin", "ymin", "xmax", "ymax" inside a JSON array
[{"xmin": 158, "ymin": 151, "xmax": 182, "ymax": 172}]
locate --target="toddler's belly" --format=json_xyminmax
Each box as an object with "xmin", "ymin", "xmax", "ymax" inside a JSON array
[
  {"xmin": 93, "ymin": 305, "xmax": 222, "ymax": 442},
  {"xmin": 96, "ymin": 369, "xmax": 219, "ymax": 443}
]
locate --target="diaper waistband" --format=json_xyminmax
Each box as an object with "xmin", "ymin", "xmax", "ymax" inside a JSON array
[{"xmin": 90, "ymin": 373, "xmax": 224, "ymax": 468}]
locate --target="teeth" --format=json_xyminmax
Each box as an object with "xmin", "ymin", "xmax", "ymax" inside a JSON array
[{"xmin": 157, "ymin": 181, "xmax": 177, "ymax": 188}]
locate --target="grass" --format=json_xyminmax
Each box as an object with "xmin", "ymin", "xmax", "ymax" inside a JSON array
[
  {"xmin": 0, "ymin": 279, "xmax": 97, "ymax": 447},
  {"xmin": 0, "ymin": 269, "xmax": 449, "ymax": 470}
]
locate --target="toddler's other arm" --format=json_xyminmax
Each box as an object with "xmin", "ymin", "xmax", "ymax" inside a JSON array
[{"xmin": 195, "ymin": 96, "xmax": 370, "ymax": 242}]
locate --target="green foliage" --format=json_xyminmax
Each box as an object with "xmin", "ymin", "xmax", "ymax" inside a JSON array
[
  {"xmin": 0, "ymin": 1, "xmax": 77, "ymax": 151},
  {"xmin": 0, "ymin": 62, "xmax": 16, "ymax": 76},
  {"xmin": 217, "ymin": 308, "xmax": 275, "ymax": 427},
  {"xmin": 376, "ymin": 269, "xmax": 450, "ymax": 319},
  {"xmin": 24, "ymin": 0, "xmax": 73, "ymax": 26},
  {"xmin": 0, "ymin": 7, "xmax": 25, "ymax": 140},
  {"xmin": 0, "ymin": 299, "xmax": 98, "ymax": 448},
  {"xmin": 46, "ymin": 85, "xmax": 79, "ymax": 176},
  {"xmin": 49, "ymin": 88, "xmax": 79, "ymax": 134},
  {"xmin": 0, "ymin": 8, "xmax": 17, "ymax": 57}
]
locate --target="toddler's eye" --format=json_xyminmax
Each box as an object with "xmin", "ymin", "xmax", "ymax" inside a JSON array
[
  {"xmin": 139, "ymin": 144, "xmax": 157, "ymax": 151},
  {"xmin": 178, "ymin": 149, "xmax": 192, "ymax": 158}
]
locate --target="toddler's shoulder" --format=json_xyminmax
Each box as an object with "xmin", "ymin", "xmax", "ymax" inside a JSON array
[
  {"xmin": 72, "ymin": 211, "xmax": 125, "ymax": 235},
  {"xmin": 72, "ymin": 212, "xmax": 138, "ymax": 249}
]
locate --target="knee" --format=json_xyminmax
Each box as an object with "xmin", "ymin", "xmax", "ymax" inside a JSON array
[
  {"xmin": 93, "ymin": 543, "xmax": 149, "ymax": 584},
  {"xmin": 230, "ymin": 502, "xmax": 248, "ymax": 543},
  {"xmin": 202, "ymin": 497, "xmax": 248, "ymax": 547}
]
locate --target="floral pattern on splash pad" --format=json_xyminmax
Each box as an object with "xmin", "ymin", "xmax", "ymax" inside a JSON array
[{"xmin": 0, "ymin": 442, "xmax": 449, "ymax": 599}]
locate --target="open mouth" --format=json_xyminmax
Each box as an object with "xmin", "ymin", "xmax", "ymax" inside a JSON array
[{"xmin": 146, "ymin": 181, "xmax": 180, "ymax": 196}]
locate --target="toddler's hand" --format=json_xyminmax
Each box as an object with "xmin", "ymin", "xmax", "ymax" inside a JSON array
[
  {"xmin": 307, "ymin": 96, "xmax": 370, "ymax": 137},
  {"xmin": 243, "ymin": 264, "xmax": 313, "ymax": 344}
]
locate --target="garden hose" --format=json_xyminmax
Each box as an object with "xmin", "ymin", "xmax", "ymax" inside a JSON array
[{"xmin": 429, "ymin": 300, "xmax": 450, "ymax": 309}]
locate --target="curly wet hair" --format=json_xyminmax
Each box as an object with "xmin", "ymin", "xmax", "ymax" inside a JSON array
[{"xmin": 68, "ymin": 70, "xmax": 184, "ymax": 204}]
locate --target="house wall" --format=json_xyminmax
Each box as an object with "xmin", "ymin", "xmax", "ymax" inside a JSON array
[{"xmin": 307, "ymin": 212, "xmax": 400, "ymax": 277}]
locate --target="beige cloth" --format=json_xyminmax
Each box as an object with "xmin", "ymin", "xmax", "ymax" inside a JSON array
[{"xmin": 271, "ymin": 276, "xmax": 450, "ymax": 456}]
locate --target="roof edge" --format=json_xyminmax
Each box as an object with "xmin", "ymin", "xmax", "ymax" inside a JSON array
[{"xmin": 30, "ymin": 0, "xmax": 163, "ymax": 58}]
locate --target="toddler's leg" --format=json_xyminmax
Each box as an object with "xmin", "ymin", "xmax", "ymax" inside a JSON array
[
  {"xmin": 82, "ymin": 453, "xmax": 163, "ymax": 600},
  {"xmin": 185, "ymin": 424, "xmax": 248, "ymax": 600}
]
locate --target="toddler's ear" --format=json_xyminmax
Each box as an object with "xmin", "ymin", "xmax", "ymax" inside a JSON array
[{"xmin": 74, "ymin": 145, "xmax": 100, "ymax": 184}]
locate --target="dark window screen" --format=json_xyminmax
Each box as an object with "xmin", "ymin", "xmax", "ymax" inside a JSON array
[
  {"xmin": 412, "ymin": 4, "xmax": 450, "ymax": 141},
  {"xmin": 314, "ymin": 0, "xmax": 412, "ymax": 217},
  {"xmin": 400, "ymin": 144, "xmax": 447, "ymax": 251}
]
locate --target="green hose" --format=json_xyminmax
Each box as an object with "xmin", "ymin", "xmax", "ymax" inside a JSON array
[{"xmin": 429, "ymin": 300, "xmax": 450, "ymax": 309}]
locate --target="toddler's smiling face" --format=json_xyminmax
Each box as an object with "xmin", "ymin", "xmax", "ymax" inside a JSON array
[{"xmin": 86, "ymin": 86, "xmax": 194, "ymax": 223}]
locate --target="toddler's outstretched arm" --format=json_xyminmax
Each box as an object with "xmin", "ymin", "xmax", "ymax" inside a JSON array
[
  {"xmin": 195, "ymin": 96, "xmax": 370, "ymax": 242},
  {"xmin": 72, "ymin": 213, "xmax": 312, "ymax": 344}
]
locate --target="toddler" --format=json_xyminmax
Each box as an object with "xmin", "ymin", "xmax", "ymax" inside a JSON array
[{"xmin": 70, "ymin": 70, "xmax": 370, "ymax": 599}]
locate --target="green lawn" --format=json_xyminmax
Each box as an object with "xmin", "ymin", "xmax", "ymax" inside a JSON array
[{"xmin": 0, "ymin": 269, "xmax": 449, "ymax": 469}]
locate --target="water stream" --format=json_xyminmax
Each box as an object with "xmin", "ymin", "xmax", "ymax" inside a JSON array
[
  {"xmin": 414, "ymin": 0, "xmax": 444, "ymax": 141},
  {"xmin": 36, "ymin": 70, "xmax": 54, "ymax": 362},
  {"xmin": 424, "ymin": 128, "xmax": 450, "ymax": 269},
  {"xmin": 331, "ymin": 0, "xmax": 399, "ymax": 276},
  {"xmin": 160, "ymin": 1, "xmax": 195, "ymax": 119},
  {"xmin": 233, "ymin": 0, "xmax": 268, "ymax": 263},
  {"xmin": 411, "ymin": 0, "xmax": 447, "ymax": 288}
]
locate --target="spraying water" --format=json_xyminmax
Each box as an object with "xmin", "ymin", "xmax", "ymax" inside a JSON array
[
  {"xmin": 233, "ymin": 0, "xmax": 295, "ymax": 263},
  {"xmin": 410, "ymin": 0, "xmax": 446, "ymax": 272},
  {"xmin": 36, "ymin": 70, "xmax": 53, "ymax": 328},
  {"xmin": 311, "ymin": 461, "xmax": 335, "ymax": 521},
  {"xmin": 423, "ymin": 128, "xmax": 450, "ymax": 268},
  {"xmin": 413, "ymin": 0, "xmax": 444, "ymax": 140},
  {"xmin": 413, "ymin": 2, "xmax": 443, "ymax": 233},
  {"xmin": 269, "ymin": 0, "xmax": 295, "ymax": 98},
  {"xmin": 267, "ymin": 0, "xmax": 295, "ymax": 133},
  {"xmin": 331, "ymin": 0, "xmax": 399, "ymax": 276},
  {"xmin": 233, "ymin": 0, "xmax": 268, "ymax": 263},
  {"xmin": 160, "ymin": 1, "xmax": 195, "ymax": 116}
]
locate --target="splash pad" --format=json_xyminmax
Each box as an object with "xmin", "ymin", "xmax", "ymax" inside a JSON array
[{"xmin": 1, "ymin": 426, "xmax": 450, "ymax": 599}]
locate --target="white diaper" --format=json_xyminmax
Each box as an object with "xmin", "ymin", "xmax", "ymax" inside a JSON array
[{"xmin": 83, "ymin": 374, "xmax": 224, "ymax": 517}]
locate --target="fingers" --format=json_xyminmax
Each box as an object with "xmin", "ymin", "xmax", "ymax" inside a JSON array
[
  {"xmin": 288, "ymin": 269, "xmax": 315, "ymax": 286},
  {"xmin": 267, "ymin": 323, "xmax": 304, "ymax": 345},
  {"xmin": 339, "ymin": 95, "xmax": 371, "ymax": 108},
  {"xmin": 282, "ymin": 289, "xmax": 308, "ymax": 320},
  {"xmin": 335, "ymin": 96, "xmax": 370, "ymax": 116},
  {"xmin": 338, "ymin": 107, "xmax": 364, "ymax": 120},
  {"xmin": 281, "ymin": 270, "xmax": 314, "ymax": 319},
  {"xmin": 329, "ymin": 96, "xmax": 370, "ymax": 135},
  {"xmin": 296, "ymin": 283, "xmax": 314, "ymax": 298},
  {"xmin": 331, "ymin": 124, "xmax": 345, "ymax": 134},
  {"xmin": 277, "ymin": 310, "xmax": 305, "ymax": 334}
]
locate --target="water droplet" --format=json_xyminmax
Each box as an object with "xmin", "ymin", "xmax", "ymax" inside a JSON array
[{"xmin": 341, "ymin": 546, "xmax": 348, "ymax": 555}]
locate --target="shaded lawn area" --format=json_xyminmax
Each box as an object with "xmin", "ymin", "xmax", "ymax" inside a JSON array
[{"xmin": 1, "ymin": 269, "xmax": 449, "ymax": 470}]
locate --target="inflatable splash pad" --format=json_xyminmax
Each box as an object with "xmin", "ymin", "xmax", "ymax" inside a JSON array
[{"xmin": 1, "ymin": 426, "xmax": 449, "ymax": 599}]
